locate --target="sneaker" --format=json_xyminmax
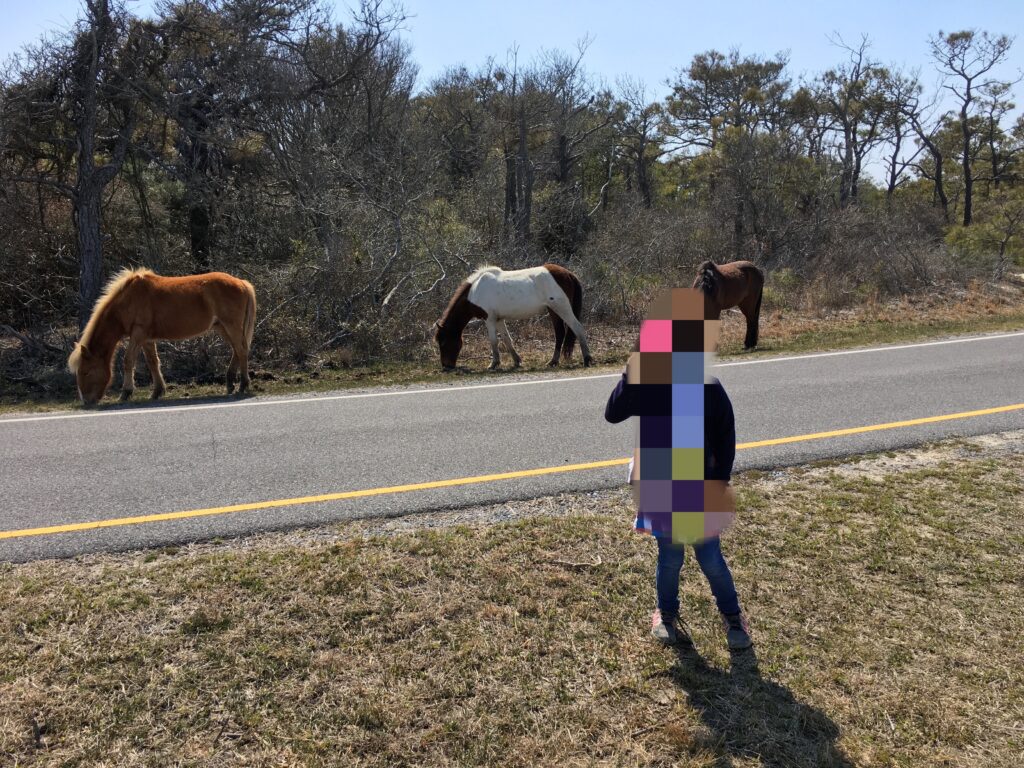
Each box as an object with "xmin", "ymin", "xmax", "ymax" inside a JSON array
[
  {"xmin": 721, "ymin": 611, "xmax": 753, "ymax": 651},
  {"xmin": 651, "ymin": 610, "xmax": 684, "ymax": 645}
]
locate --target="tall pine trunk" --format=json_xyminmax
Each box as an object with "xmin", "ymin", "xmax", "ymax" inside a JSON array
[
  {"xmin": 74, "ymin": 192, "xmax": 104, "ymax": 330},
  {"xmin": 961, "ymin": 95, "xmax": 974, "ymax": 226},
  {"xmin": 70, "ymin": 0, "xmax": 139, "ymax": 328}
]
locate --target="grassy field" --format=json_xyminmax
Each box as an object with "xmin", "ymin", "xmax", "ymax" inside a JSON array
[
  {"xmin": 1, "ymin": 434, "xmax": 1022, "ymax": 766},
  {"xmin": 4, "ymin": 282, "xmax": 1024, "ymax": 415}
]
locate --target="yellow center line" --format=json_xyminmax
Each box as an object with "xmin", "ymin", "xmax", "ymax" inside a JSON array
[
  {"xmin": 737, "ymin": 402, "xmax": 1024, "ymax": 448},
  {"xmin": 3, "ymin": 402, "xmax": 1023, "ymax": 542},
  {"xmin": 0, "ymin": 459, "xmax": 629, "ymax": 541}
]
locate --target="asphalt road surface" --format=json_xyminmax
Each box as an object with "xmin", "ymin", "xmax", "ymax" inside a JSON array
[{"xmin": 2, "ymin": 330, "xmax": 1023, "ymax": 562}]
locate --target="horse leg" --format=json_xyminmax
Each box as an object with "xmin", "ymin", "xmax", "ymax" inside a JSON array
[
  {"xmin": 548, "ymin": 299, "xmax": 592, "ymax": 367},
  {"xmin": 498, "ymin": 321, "xmax": 521, "ymax": 368},
  {"xmin": 142, "ymin": 342, "xmax": 166, "ymax": 399},
  {"xmin": 226, "ymin": 311, "xmax": 252, "ymax": 394},
  {"xmin": 485, "ymin": 316, "xmax": 501, "ymax": 370},
  {"xmin": 120, "ymin": 338, "xmax": 141, "ymax": 400},
  {"xmin": 236, "ymin": 338, "xmax": 251, "ymax": 394},
  {"xmin": 214, "ymin": 324, "xmax": 239, "ymax": 394},
  {"xmin": 215, "ymin": 323, "xmax": 249, "ymax": 394},
  {"xmin": 546, "ymin": 309, "xmax": 565, "ymax": 367}
]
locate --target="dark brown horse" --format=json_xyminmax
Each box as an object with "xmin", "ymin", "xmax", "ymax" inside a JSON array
[
  {"xmin": 693, "ymin": 260, "xmax": 764, "ymax": 349},
  {"xmin": 434, "ymin": 263, "xmax": 592, "ymax": 370}
]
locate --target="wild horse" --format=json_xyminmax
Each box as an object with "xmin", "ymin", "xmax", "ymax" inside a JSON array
[
  {"xmin": 434, "ymin": 264, "xmax": 592, "ymax": 370},
  {"xmin": 68, "ymin": 268, "xmax": 256, "ymax": 405},
  {"xmin": 693, "ymin": 260, "xmax": 764, "ymax": 349}
]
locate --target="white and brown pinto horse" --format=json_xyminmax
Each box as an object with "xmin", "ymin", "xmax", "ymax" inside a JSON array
[
  {"xmin": 434, "ymin": 264, "xmax": 593, "ymax": 370},
  {"xmin": 68, "ymin": 268, "xmax": 256, "ymax": 405}
]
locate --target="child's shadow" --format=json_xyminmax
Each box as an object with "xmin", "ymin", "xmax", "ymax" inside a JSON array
[{"xmin": 669, "ymin": 645, "xmax": 854, "ymax": 768}]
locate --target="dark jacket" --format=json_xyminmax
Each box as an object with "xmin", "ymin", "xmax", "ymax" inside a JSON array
[{"xmin": 604, "ymin": 373, "xmax": 736, "ymax": 481}]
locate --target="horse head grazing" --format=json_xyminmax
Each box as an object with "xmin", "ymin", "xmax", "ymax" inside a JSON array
[
  {"xmin": 68, "ymin": 341, "xmax": 112, "ymax": 407},
  {"xmin": 435, "ymin": 280, "xmax": 484, "ymax": 370},
  {"xmin": 434, "ymin": 319, "xmax": 463, "ymax": 371},
  {"xmin": 68, "ymin": 268, "xmax": 147, "ymax": 405}
]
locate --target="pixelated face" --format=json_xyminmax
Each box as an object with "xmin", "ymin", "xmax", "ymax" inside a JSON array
[
  {"xmin": 628, "ymin": 287, "xmax": 734, "ymax": 544},
  {"xmin": 628, "ymin": 288, "xmax": 719, "ymax": 383}
]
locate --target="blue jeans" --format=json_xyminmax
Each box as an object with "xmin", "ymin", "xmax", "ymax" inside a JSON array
[{"xmin": 655, "ymin": 536, "xmax": 740, "ymax": 618}]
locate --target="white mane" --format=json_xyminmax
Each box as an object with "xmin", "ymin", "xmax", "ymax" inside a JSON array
[{"xmin": 466, "ymin": 265, "xmax": 502, "ymax": 284}]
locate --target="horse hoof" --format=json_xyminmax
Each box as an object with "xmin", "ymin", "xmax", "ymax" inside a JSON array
[
  {"xmin": 120, "ymin": 390, "xmax": 133, "ymax": 401},
  {"xmin": 151, "ymin": 388, "xmax": 165, "ymax": 400},
  {"xmin": 583, "ymin": 356, "xmax": 593, "ymax": 368}
]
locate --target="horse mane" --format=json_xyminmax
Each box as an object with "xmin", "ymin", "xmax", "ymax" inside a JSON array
[
  {"xmin": 68, "ymin": 267, "xmax": 153, "ymax": 373},
  {"xmin": 436, "ymin": 266, "xmax": 499, "ymax": 334},
  {"xmin": 466, "ymin": 265, "xmax": 501, "ymax": 284},
  {"xmin": 435, "ymin": 280, "xmax": 473, "ymax": 334},
  {"xmin": 695, "ymin": 260, "xmax": 719, "ymax": 296}
]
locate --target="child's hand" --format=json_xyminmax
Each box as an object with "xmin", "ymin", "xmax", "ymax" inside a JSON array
[
  {"xmin": 626, "ymin": 352, "xmax": 640, "ymax": 384},
  {"xmin": 703, "ymin": 480, "xmax": 736, "ymax": 514}
]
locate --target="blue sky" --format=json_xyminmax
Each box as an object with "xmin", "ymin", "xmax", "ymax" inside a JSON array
[
  {"xmin": 398, "ymin": 0, "xmax": 1023, "ymax": 95},
  {"xmin": 3, "ymin": 0, "xmax": 1022, "ymax": 100}
]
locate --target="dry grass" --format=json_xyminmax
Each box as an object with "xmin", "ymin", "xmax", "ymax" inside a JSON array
[
  {"xmin": 1, "ymin": 436, "xmax": 1022, "ymax": 766},
  {"xmin": 5, "ymin": 280, "xmax": 1024, "ymax": 415},
  {"xmin": 733, "ymin": 279, "xmax": 1024, "ymax": 356}
]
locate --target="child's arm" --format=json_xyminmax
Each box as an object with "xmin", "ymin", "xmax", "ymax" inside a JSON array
[
  {"xmin": 707, "ymin": 382, "xmax": 737, "ymax": 480},
  {"xmin": 604, "ymin": 370, "xmax": 634, "ymax": 423},
  {"xmin": 719, "ymin": 388, "xmax": 736, "ymax": 479}
]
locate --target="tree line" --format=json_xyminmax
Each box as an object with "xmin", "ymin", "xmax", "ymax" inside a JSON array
[{"xmin": 1, "ymin": 0, "xmax": 1021, "ymax": 370}]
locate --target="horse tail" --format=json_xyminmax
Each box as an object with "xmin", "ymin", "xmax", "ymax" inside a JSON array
[
  {"xmin": 750, "ymin": 281, "xmax": 763, "ymax": 347},
  {"xmin": 242, "ymin": 280, "xmax": 257, "ymax": 351},
  {"xmin": 564, "ymin": 272, "xmax": 583, "ymax": 358},
  {"xmin": 741, "ymin": 264, "xmax": 764, "ymax": 349}
]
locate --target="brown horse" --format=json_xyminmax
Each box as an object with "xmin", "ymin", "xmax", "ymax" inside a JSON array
[
  {"xmin": 68, "ymin": 268, "xmax": 256, "ymax": 406},
  {"xmin": 693, "ymin": 260, "xmax": 764, "ymax": 349},
  {"xmin": 434, "ymin": 263, "xmax": 591, "ymax": 370}
]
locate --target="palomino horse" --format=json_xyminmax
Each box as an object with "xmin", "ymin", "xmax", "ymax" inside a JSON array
[
  {"xmin": 68, "ymin": 268, "xmax": 256, "ymax": 405},
  {"xmin": 693, "ymin": 260, "xmax": 764, "ymax": 349},
  {"xmin": 434, "ymin": 264, "xmax": 593, "ymax": 370}
]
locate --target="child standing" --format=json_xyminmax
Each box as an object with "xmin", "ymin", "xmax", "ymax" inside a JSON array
[{"xmin": 604, "ymin": 288, "xmax": 752, "ymax": 650}]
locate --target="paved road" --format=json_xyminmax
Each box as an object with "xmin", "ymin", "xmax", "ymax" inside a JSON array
[{"xmin": 2, "ymin": 331, "xmax": 1024, "ymax": 562}]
